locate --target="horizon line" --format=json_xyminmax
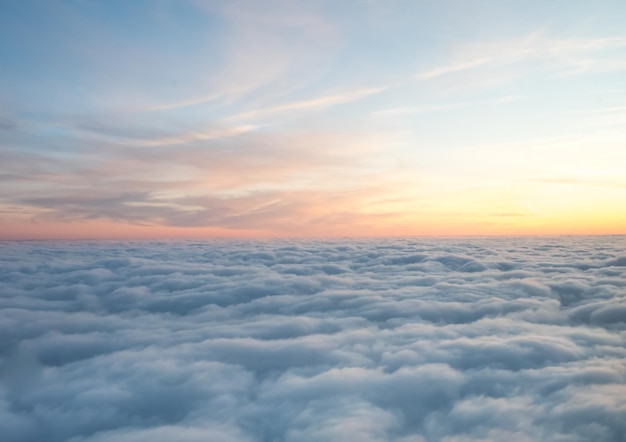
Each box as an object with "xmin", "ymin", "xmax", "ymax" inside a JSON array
[{"xmin": 2, "ymin": 232, "xmax": 625, "ymax": 242}]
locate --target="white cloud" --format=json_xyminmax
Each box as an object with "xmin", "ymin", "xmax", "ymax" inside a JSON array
[
  {"xmin": 230, "ymin": 86, "xmax": 390, "ymax": 122},
  {"xmin": 1, "ymin": 237, "xmax": 625, "ymax": 441}
]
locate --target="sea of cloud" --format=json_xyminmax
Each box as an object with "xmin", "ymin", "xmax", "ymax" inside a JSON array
[{"xmin": 1, "ymin": 236, "xmax": 625, "ymax": 442}]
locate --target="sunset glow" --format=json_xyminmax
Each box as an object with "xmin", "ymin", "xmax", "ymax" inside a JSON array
[{"xmin": 2, "ymin": 1, "xmax": 626, "ymax": 239}]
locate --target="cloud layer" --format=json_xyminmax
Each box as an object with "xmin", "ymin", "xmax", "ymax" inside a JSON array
[{"xmin": 1, "ymin": 236, "xmax": 625, "ymax": 441}]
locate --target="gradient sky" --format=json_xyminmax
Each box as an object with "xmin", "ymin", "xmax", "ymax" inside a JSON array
[{"xmin": 1, "ymin": 0, "xmax": 626, "ymax": 239}]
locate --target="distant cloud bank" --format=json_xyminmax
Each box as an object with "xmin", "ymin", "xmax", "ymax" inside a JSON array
[{"xmin": 1, "ymin": 237, "xmax": 625, "ymax": 441}]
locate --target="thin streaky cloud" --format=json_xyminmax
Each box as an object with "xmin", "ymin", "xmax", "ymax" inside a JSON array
[
  {"xmin": 417, "ymin": 57, "xmax": 495, "ymax": 80},
  {"xmin": 531, "ymin": 175, "xmax": 626, "ymax": 189},
  {"xmin": 371, "ymin": 96, "xmax": 521, "ymax": 118},
  {"xmin": 582, "ymin": 105, "xmax": 626, "ymax": 114},
  {"xmin": 417, "ymin": 32, "xmax": 626, "ymax": 80},
  {"xmin": 84, "ymin": 125, "xmax": 260, "ymax": 148},
  {"xmin": 131, "ymin": 93, "xmax": 225, "ymax": 113},
  {"xmin": 229, "ymin": 86, "xmax": 392, "ymax": 121},
  {"xmin": 371, "ymin": 102, "xmax": 470, "ymax": 117}
]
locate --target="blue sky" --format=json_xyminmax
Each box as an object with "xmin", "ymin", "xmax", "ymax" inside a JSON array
[{"xmin": 1, "ymin": 0, "xmax": 626, "ymax": 238}]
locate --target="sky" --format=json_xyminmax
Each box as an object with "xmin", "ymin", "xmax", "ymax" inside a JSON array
[{"xmin": 1, "ymin": 0, "xmax": 626, "ymax": 239}]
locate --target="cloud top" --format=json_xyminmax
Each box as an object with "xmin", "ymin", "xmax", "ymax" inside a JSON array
[{"xmin": 1, "ymin": 236, "xmax": 625, "ymax": 441}]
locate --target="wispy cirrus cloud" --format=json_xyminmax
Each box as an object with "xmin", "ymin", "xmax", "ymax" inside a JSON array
[
  {"xmin": 370, "ymin": 96, "xmax": 520, "ymax": 118},
  {"xmin": 417, "ymin": 32, "xmax": 626, "ymax": 80},
  {"xmin": 115, "ymin": 125, "xmax": 260, "ymax": 148},
  {"xmin": 130, "ymin": 92, "xmax": 225, "ymax": 113},
  {"xmin": 418, "ymin": 57, "xmax": 495, "ymax": 80},
  {"xmin": 229, "ymin": 86, "xmax": 391, "ymax": 121},
  {"xmin": 0, "ymin": 119, "xmax": 404, "ymax": 236}
]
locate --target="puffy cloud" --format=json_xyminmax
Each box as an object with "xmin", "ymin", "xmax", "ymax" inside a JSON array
[{"xmin": 1, "ymin": 236, "xmax": 625, "ymax": 441}]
